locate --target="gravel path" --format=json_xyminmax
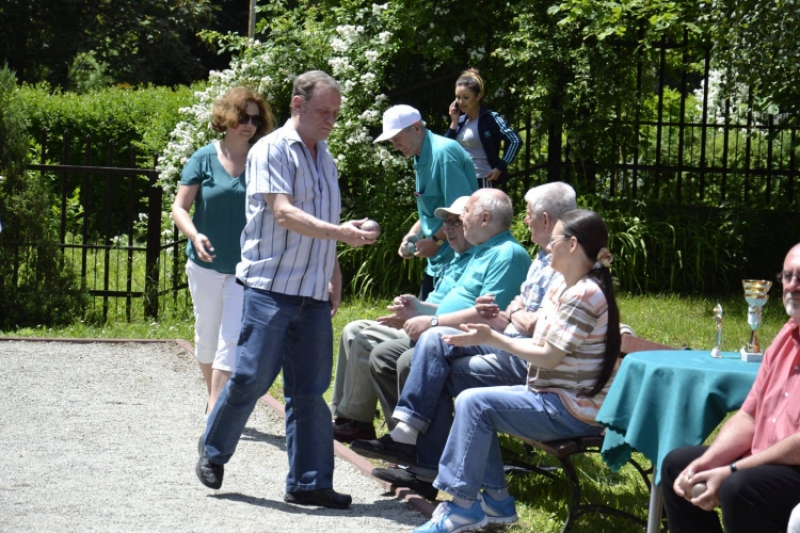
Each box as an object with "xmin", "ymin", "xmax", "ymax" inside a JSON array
[{"xmin": 0, "ymin": 340, "xmax": 426, "ymax": 533}]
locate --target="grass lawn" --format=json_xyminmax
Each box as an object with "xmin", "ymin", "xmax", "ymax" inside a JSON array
[{"xmin": 1, "ymin": 291, "xmax": 786, "ymax": 532}]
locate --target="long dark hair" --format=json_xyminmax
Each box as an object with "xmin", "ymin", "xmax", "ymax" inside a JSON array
[{"xmin": 559, "ymin": 209, "xmax": 620, "ymax": 397}]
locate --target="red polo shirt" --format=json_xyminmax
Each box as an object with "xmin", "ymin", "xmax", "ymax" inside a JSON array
[{"xmin": 741, "ymin": 319, "xmax": 800, "ymax": 454}]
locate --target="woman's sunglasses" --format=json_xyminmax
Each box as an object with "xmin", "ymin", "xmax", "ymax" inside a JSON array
[{"xmin": 238, "ymin": 114, "xmax": 263, "ymax": 127}]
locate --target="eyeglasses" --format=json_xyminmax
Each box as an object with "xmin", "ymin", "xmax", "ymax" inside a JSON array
[
  {"xmin": 776, "ymin": 271, "xmax": 800, "ymax": 285},
  {"xmin": 548, "ymin": 234, "xmax": 569, "ymax": 245},
  {"xmin": 238, "ymin": 114, "xmax": 263, "ymax": 127},
  {"xmin": 444, "ymin": 218, "xmax": 463, "ymax": 227}
]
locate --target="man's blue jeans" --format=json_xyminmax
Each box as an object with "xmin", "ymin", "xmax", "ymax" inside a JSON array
[
  {"xmin": 392, "ymin": 326, "xmax": 528, "ymax": 471},
  {"xmin": 434, "ymin": 386, "xmax": 603, "ymax": 502},
  {"xmin": 203, "ymin": 287, "xmax": 335, "ymax": 492}
]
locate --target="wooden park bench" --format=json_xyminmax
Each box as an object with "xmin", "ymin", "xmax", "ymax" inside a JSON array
[{"xmin": 502, "ymin": 334, "xmax": 678, "ymax": 533}]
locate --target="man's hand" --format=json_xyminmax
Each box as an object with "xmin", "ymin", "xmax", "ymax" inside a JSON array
[
  {"xmin": 339, "ymin": 220, "xmax": 377, "ymax": 248},
  {"xmin": 476, "ymin": 294, "xmax": 510, "ymax": 331},
  {"xmin": 328, "ymin": 282, "xmax": 341, "ymax": 317},
  {"xmin": 475, "ymin": 294, "xmax": 500, "ymax": 319},
  {"xmin": 387, "ymin": 294, "xmax": 422, "ymax": 321},
  {"xmin": 414, "ymin": 238, "xmax": 440, "ymax": 258},
  {"xmin": 376, "ymin": 314, "xmax": 405, "ymax": 329},
  {"xmin": 676, "ymin": 465, "xmax": 730, "ymax": 511},
  {"xmin": 403, "ymin": 315, "xmax": 433, "ymax": 341}
]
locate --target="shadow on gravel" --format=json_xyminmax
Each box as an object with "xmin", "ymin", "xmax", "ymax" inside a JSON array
[
  {"xmin": 209, "ymin": 493, "xmax": 422, "ymax": 525},
  {"xmin": 241, "ymin": 426, "xmax": 286, "ymax": 451}
]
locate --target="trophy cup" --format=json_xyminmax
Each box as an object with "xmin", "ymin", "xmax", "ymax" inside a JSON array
[
  {"xmin": 710, "ymin": 303, "xmax": 723, "ymax": 358},
  {"xmin": 741, "ymin": 279, "xmax": 772, "ymax": 362}
]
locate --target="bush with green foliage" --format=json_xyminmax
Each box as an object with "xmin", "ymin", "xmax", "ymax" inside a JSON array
[{"xmin": 0, "ymin": 66, "xmax": 87, "ymax": 329}]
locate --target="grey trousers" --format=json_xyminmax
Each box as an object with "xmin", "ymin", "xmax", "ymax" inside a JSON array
[
  {"xmin": 369, "ymin": 337, "xmax": 415, "ymax": 430},
  {"xmin": 330, "ymin": 320, "xmax": 408, "ymax": 423}
]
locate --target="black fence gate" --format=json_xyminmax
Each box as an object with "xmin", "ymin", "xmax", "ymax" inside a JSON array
[{"xmin": 19, "ymin": 129, "xmax": 187, "ymax": 321}]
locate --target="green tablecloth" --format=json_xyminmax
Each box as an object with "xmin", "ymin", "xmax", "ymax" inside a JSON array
[{"xmin": 596, "ymin": 350, "xmax": 760, "ymax": 484}]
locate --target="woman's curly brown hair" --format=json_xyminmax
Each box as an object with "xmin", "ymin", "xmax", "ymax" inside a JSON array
[{"xmin": 210, "ymin": 87, "xmax": 276, "ymax": 143}]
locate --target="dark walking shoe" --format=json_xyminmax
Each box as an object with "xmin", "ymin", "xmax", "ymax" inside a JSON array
[
  {"xmin": 371, "ymin": 467, "xmax": 438, "ymax": 501},
  {"xmin": 350, "ymin": 434, "xmax": 417, "ymax": 465},
  {"xmin": 195, "ymin": 436, "xmax": 224, "ymax": 489},
  {"xmin": 284, "ymin": 488, "xmax": 352, "ymax": 509},
  {"xmin": 333, "ymin": 418, "xmax": 377, "ymax": 443}
]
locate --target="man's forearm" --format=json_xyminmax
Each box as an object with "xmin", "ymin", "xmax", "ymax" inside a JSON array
[
  {"xmin": 437, "ymin": 307, "xmax": 484, "ymax": 328},
  {"xmin": 698, "ymin": 411, "xmax": 757, "ymax": 468},
  {"xmin": 268, "ymin": 193, "xmax": 345, "ymax": 241}
]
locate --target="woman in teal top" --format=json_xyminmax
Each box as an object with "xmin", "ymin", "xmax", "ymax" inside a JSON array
[{"xmin": 171, "ymin": 87, "xmax": 275, "ymax": 416}]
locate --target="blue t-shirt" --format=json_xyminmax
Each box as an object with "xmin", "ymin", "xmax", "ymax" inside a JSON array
[
  {"xmin": 426, "ymin": 247, "xmax": 476, "ymax": 305},
  {"xmin": 414, "ymin": 130, "xmax": 478, "ymax": 277},
  {"xmin": 435, "ymin": 230, "xmax": 531, "ymax": 315},
  {"xmin": 180, "ymin": 143, "xmax": 246, "ymax": 275}
]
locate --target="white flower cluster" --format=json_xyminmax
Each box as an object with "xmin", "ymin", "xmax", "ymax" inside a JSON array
[{"xmin": 158, "ymin": 3, "xmax": 412, "ymax": 222}]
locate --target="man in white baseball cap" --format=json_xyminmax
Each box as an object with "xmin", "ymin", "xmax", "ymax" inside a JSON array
[{"xmin": 374, "ymin": 104, "xmax": 478, "ymax": 300}]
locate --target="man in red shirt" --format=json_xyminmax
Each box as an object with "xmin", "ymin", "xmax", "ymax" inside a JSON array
[{"xmin": 662, "ymin": 243, "xmax": 800, "ymax": 533}]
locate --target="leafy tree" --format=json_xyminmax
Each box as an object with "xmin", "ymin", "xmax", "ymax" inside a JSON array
[
  {"xmin": 0, "ymin": 0, "xmax": 250, "ymax": 88},
  {"xmin": 0, "ymin": 66, "xmax": 86, "ymax": 328}
]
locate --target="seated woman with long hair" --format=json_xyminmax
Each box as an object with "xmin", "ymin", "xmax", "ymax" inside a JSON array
[{"xmin": 413, "ymin": 209, "xmax": 620, "ymax": 533}]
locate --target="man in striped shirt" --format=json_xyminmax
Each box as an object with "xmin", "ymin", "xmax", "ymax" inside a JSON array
[{"xmin": 195, "ymin": 71, "xmax": 376, "ymax": 510}]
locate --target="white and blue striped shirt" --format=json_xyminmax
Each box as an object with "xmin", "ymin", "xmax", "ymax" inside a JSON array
[{"xmin": 236, "ymin": 120, "xmax": 341, "ymax": 301}]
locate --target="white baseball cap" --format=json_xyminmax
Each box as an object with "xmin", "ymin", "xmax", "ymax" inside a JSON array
[
  {"xmin": 434, "ymin": 196, "xmax": 471, "ymax": 220},
  {"xmin": 373, "ymin": 105, "xmax": 422, "ymax": 143}
]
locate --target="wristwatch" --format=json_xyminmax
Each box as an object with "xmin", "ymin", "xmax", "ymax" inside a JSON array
[
  {"xmin": 434, "ymin": 238, "xmax": 445, "ymax": 246},
  {"xmin": 430, "ymin": 316, "xmax": 439, "ymax": 327},
  {"xmin": 509, "ymin": 307, "xmax": 524, "ymax": 317}
]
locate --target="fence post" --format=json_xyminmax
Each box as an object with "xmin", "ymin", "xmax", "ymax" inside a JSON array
[{"xmin": 144, "ymin": 169, "xmax": 162, "ymax": 319}]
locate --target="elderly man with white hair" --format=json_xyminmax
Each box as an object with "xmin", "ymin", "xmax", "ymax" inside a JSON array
[{"xmin": 374, "ymin": 104, "xmax": 478, "ymax": 300}]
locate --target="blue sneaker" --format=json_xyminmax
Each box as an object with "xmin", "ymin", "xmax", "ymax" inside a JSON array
[
  {"xmin": 480, "ymin": 493, "xmax": 518, "ymax": 524},
  {"xmin": 413, "ymin": 501, "xmax": 488, "ymax": 533}
]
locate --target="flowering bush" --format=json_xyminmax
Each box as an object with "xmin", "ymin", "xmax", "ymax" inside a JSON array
[{"xmin": 158, "ymin": 1, "xmax": 432, "ymax": 296}]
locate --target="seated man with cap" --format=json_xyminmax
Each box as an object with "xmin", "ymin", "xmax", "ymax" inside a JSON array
[
  {"xmin": 331, "ymin": 196, "xmax": 475, "ymax": 442},
  {"xmin": 350, "ymin": 188, "xmax": 531, "ymax": 460}
]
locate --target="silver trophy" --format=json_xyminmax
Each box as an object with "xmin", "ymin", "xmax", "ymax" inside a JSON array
[
  {"xmin": 710, "ymin": 303, "xmax": 723, "ymax": 358},
  {"xmin": 741, "ymin": 279, "xmax": 772, "ymax": 362}
]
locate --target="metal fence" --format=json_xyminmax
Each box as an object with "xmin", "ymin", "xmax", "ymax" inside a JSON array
[{"xmin": 20, "ymin": 129, "xmax": 187, "ymax": 321}]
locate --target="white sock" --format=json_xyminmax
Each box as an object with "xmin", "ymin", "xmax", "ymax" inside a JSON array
[
  {"xmin": 451, "ymin": 495, "xmax": 474, "ymax": 509},
  {"xmin": 389, "ymin": 421, "xmax": 419, "ymax": 444},
  {"xmin": 484, "ymin": 488, "xmax": 510, "ymax": 501}
]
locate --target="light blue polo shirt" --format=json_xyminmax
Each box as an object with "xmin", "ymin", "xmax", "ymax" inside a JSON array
[
  {"xmin": 425, "ymin": 247, "xmax": 476, "ymax": 305},
  {"xmin": 435, "ymin": 230, "xmax": 531, "ymax": 315},
  {"xmin": 414, "ymin": 130, "xmax": 478, "ymax": 278}
]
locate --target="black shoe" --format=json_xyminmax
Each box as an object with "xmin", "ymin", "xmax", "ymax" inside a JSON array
[
  {"xmin": 333, "ymin": 418, "xmax": 377, "ymax": 443},
  {"xmin": 284, "ymin": 488, "xmax": 352, "ymax": 509},
  {"xmin": 195, "ymin": 436, "xmax": 224, "ymax": 489},
  {"xmin": 350, "ymin": 434, "xmax": 417, "ymax": 465},
  {"xmin": 371, "ymin": 467, "xmax": 438, "ymax": 501}
]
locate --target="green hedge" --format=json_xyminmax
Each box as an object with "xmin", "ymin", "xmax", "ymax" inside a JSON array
[{"xmin": 19, "ymin": 83, "xmax": 196, "ymax": 168}]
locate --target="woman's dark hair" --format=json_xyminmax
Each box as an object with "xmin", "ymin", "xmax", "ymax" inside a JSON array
[
  {"xmin": 455, "ymin": 68, "xmax": 485, "ymax": 101},
  {"xmin": 559, "ymin": 209, "xmax": 621, "ymax": 397},
  {"xmin": 210, "ymin": 87, "xmax": 276, "ymax": 143}
]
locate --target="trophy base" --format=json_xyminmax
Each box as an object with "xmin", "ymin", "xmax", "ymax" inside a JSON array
[
  {"xmin": 740, "ymin": 346, "xmax": 763, "ymax": 363},
  {"xmin": 710, "ymin": 347, "xmax": 722, "ymax": 358}
]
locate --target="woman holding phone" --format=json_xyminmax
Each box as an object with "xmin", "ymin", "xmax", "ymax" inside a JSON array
[
  {"xmin": 172, "ymin": 87, "xmax": 275, "ymax": 417},
  {"xmin": 413, "ymin": 209, "xmax": 620, "ymax": 532},
  {"xmin": 445, "ymin": 68, "xmax": 522, "ymax": 188}
]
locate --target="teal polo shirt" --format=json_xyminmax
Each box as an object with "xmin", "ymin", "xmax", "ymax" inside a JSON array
[
  {"xmin": 435, "ymin": 230, "xmax": 531, "ymax": 316},
  {"xmin": 425, "ymin": 247, "xmax": 476, "ymax": 305},
  {"xmin": 180, "ymin": 143, "xmax": 246, "ymax": 275},
  {"xmin": 414, "ymin": 130, "xmax": 478, "ymax": 278}
]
